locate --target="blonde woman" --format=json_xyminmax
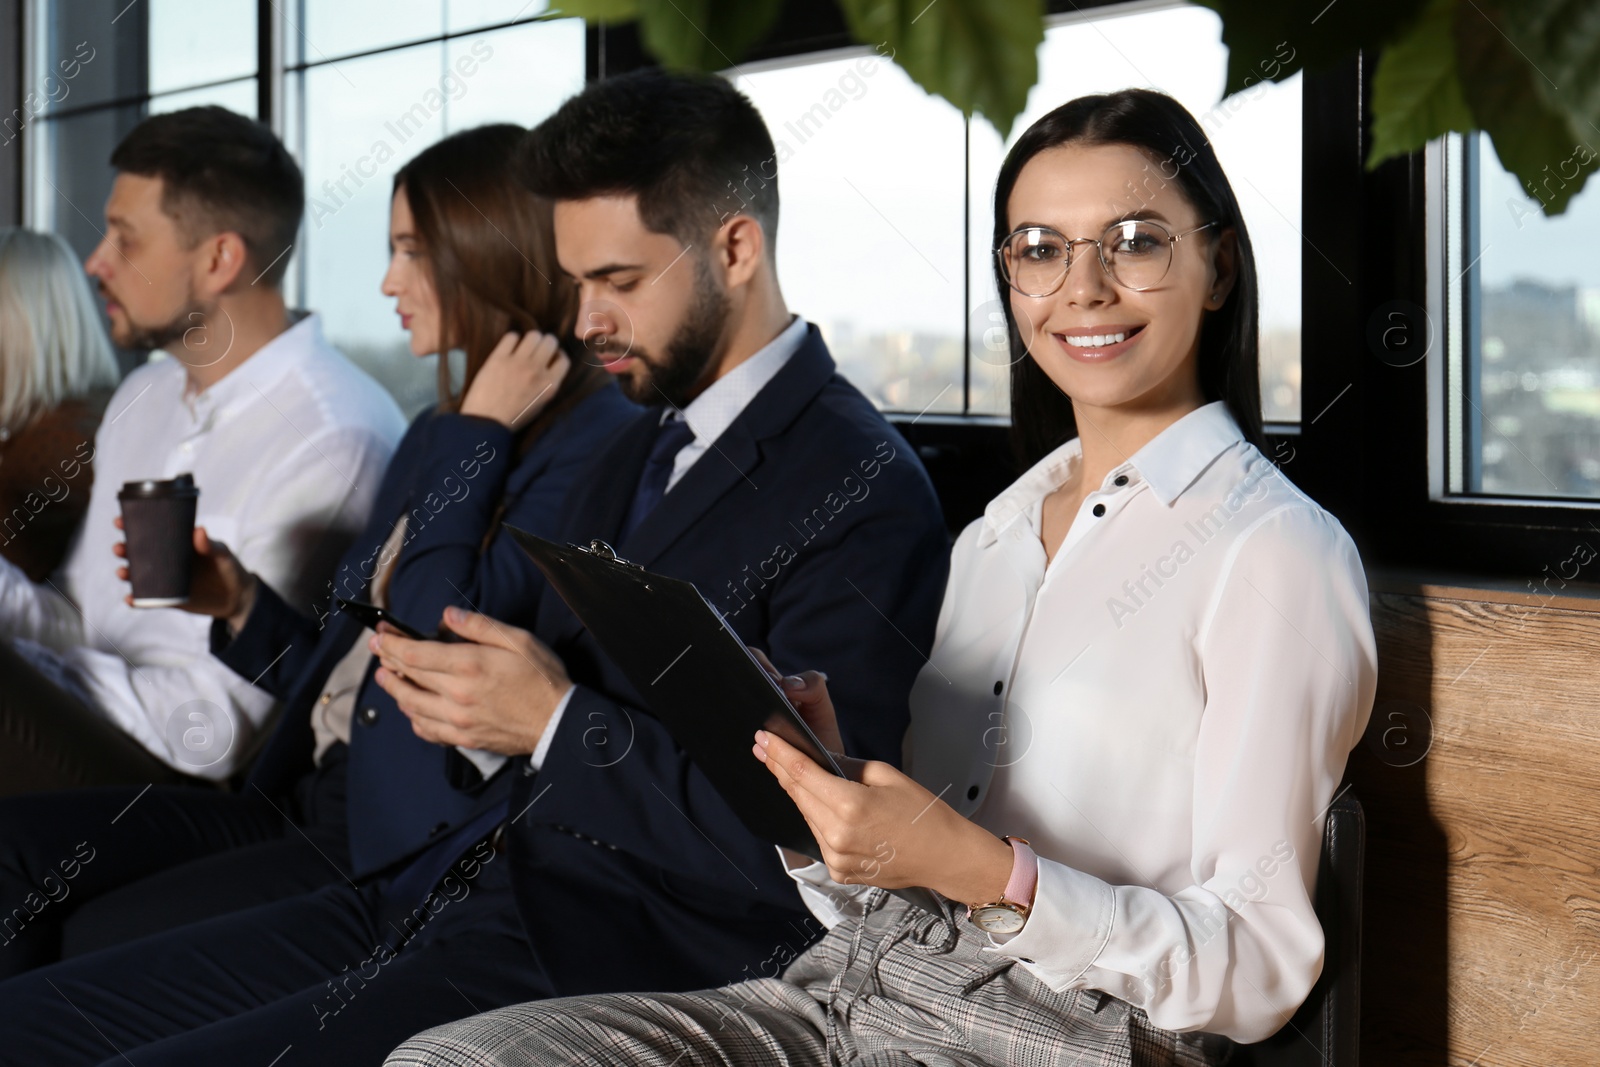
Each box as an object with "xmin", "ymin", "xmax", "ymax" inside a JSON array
[{"xmin": 0, "ymin": 227, "xmax": 119, "ymax": 581}]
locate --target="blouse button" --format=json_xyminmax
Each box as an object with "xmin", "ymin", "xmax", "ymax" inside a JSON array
[
  {"xmin": 967, "ymin": 785, "xmax": 980, "ymax": 801},
  {"xmin": 1092, "ymin": 503, "xmax": 1106, "ymax": 517},
  {"xmin": 1114, "ymin": 474, "xmax": 1129, "ymax": 487},
  {"xmin": 993, "ymin": 680, "xmax": 1003, "ymax": 695}
]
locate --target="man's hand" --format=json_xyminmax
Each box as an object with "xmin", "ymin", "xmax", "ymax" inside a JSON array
[
  {"xmin": 114, "ymin": 519, "xmax": 257, "ymax": 631},
  {"xmin": 370, "ymin": 606, "xmax": 572, "ymax": 755}
]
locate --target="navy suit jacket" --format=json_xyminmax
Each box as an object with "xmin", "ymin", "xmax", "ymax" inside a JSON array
[
  {"xmin": 216, "ymin": 383, "xmax": 641, "ymax": 877},
  {"xmin": 505, "ymin": 324, "xmax": 951, "ymax": 996}
]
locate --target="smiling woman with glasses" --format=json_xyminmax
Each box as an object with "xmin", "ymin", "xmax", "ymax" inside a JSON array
[{"xmin": 387, "ymin": 88, "xmax": 1377, "ymax": 1067}]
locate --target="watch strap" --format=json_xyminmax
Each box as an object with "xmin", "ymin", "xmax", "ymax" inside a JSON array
[{"xmin": 1001, "ymin": 835, "xmax": 1038, "ymax": 909}]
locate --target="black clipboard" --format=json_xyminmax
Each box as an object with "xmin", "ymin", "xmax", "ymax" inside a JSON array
[{"xmin": 507, "ymin": 525, "xmax": 853, "ymax": 859}]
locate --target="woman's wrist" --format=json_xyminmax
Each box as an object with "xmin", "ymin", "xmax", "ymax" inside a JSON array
[
  {"xmin": 932, "ymin": 817, "xmax": 1016, "ymax": 905},
  {"xmin": 456, "ymin": 398, "xmax": 511, "ymax": 428},
  {"xmin": 226, "ymin": 573, "xmax": 259, "ymax": 635}
]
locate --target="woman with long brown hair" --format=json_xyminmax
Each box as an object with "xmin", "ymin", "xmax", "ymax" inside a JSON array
[{"xmin": 0, "ymin": 124, "xmax": 638, "ymax": 983}]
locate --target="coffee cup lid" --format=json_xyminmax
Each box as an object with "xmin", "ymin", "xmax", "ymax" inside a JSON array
[{"xmin": 119, "ymin": 472, "xmax": 199, "ymax": 498}]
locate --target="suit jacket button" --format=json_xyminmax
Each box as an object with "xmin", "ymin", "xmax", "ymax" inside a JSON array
[
  {"xmin": 429, "ymin": 822, "xmax": 449, "ymax": 838},
  {"xmin": 358, "ymin": 706, "xmax": 379, "ymax": 726}
]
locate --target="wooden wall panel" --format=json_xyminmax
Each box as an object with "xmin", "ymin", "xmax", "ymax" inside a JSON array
[{"xmin": 1348, "ymin": 579, "xmax": 1600, "ymax": 1067}]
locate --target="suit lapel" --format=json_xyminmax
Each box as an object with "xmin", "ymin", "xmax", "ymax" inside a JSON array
[{"xmin": 622, "ymin": 325, "xmax": 837, "ymax": 568}]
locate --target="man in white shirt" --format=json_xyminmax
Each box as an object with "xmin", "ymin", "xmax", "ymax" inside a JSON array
[{"xmin": 0, "ymin": 106, "xmax": 405, "ymax": 791}]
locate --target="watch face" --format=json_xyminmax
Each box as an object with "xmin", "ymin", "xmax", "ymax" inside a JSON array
[{"xmin": 970, "ymin": 904, "xmax": 1028, "ymax": 935}]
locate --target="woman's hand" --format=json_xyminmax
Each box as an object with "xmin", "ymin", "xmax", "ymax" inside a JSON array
[
  {"xmin": 755, "ymin": 729, "xmax": 1013, "ymax": 906},
  {"xmin": 114, "ymin": 520, "xmax": 257, "ymax": 631},
  {"xmin": 460, "ymin": 330, "xmax": 569, "ymax": 430},
  {"xmin": 749, "ymin": 646, "xmax": 844, "ymax": 756}
]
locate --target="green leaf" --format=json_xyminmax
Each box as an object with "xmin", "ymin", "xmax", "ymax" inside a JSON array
[
  {"xmin": 1455, "ymin": 0, "xmax": 1590, "ymax": 213},
  {"xmin": 1193, "ymin": 0, "xmax": 1429, "ymax": 95},
  {"xmin": 1367, "ymin": 0, "xmax": 1475, "ymax": 169},
  {"xmin": 552, "ymin": 0, "xmax": 639, "ymax": 23},
  {"xmin": 634, "ymin": 0, "xmax": 784, "ymax": 72},
  {"xmin": 1494, "ymin": 0, "xmax": 1600, "ymax": 137},
  {"xmin": 834, "ymin": 0, "xmax": 1045, "ymax": 139}
]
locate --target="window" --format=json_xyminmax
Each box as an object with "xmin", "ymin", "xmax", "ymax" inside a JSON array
[
  {"xmin": 25, "ymin": 0, "xmax": 260, "ymax": 332},
  {"xmin": 731, "ymin": 49, "xmax": 968, "ymax": 417},
  {"xmin": 1445, "ymin": 132, "xmax": 1600, "ymax": 501},
  {"xmin": 732, "ymin": 1, "xmax": 1303, "ymax": 421}
]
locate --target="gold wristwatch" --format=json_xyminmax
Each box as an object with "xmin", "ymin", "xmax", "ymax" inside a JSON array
[{"xmin": 966, "ymin": 835, "xmax": 1037, "ymax": 935}]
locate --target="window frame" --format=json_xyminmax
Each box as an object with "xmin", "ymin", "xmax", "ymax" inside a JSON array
[{"xmin": 1297, "ymin": 53, "xmax": 1600, "ymax": 580}]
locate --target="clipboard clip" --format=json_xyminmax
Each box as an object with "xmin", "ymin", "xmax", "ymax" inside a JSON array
[{"xmin": 572, "ymin": 539, "xmax": 645, "ymax": 571}]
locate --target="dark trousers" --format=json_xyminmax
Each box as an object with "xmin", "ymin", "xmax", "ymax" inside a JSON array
[
  {"xmin": 0, "ymin": 750, "xmax": 350, "ymax": 980},
  {"xmin": 0, "ymin": 638, "xmax": 189, "ymax": 795},
  {"xmin": 0, "ymin": 848, "xmax": 546, "ymax": 1067}
]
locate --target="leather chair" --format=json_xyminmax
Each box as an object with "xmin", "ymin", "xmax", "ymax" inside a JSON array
[{"xmin": 1229, "ymin": 789, "xmax": 1364, "ymax": 1067}]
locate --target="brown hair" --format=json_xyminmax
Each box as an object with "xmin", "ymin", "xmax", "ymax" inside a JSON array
[{"xmin": 393, "ymin": 124, "xmax": 607, "ymax": 452}]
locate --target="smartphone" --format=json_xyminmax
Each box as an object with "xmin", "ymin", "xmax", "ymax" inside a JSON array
[{"xmin": 334, "ymin": 597, "xmax": 429, "ymax": 640}]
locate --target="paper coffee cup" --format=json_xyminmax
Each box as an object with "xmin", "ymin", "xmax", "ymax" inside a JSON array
[{"xmin": 118, "ymin": 473, "xmax": 200, "ymax": 607}]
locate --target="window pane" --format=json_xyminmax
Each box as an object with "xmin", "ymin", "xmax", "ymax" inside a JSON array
[
  {"xmin": 1465, "ymin": 133, "xmax": 1600, "ymax": 499},
  {"xmin": 294, "ymin": 45, "xmax": 447, "ymax": 417},
  {"xmin": 29, "ymin": 102, "xmax": 144, "ymax": 375},
  {"xmin": 446, "ymin": 0, "xmax": 553, "ymax": 35},
  {"xmin": 731, "ymin": 53, "xmax": 967, "ymax": 415},
  {"xmin": 30, "ymin": 0, "xmax": 145, "ymax": 118},
  {"xmin": 148, "ymin": 0, "xmax": 256, "ymax": 95},
  {"xmin": 291, "ymin": 23, "xmax": 585, "ymax": 416},
  {"xmin": 967, "ymin": 4, "xmax": 1302, "ymax": 419},
  {"xmin": 297, "ymin": 0, "xmax": 443, "ymax": 66},
  {"xmin": 147, "ymin": 78, "xmax": 257, "ymax": 118},
  {"xmin": 443, "ymin": 19, "xmax": 585, "ymax": 129},
  {"xmin": 31, "ymin": 104, "xmax": 142, "ymax": 263}
]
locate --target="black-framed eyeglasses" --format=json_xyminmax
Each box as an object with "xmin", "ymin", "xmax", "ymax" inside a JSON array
[{"xmin": 995, "ymin": 219, "xmax": 1220, "ymax": 297}]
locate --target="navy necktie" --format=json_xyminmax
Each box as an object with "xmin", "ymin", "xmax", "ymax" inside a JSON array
[{"xmin": 621, "ymin": 415, "xmax": 696, "ymax": 539}]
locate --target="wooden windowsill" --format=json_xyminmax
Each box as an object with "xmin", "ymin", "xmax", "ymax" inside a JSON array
[{"xmin": 1365, "ymin": 565, "xmax": 1600, "ymax": 614}]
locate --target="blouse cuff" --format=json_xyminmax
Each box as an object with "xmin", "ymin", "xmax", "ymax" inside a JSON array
[
  {"xmin": 779, "ymin": 851, "xmax": 876, "ymax": 929},
  {"xmin": 985, "ymin": 856, "xmax": 1117, "ymax": 986}
]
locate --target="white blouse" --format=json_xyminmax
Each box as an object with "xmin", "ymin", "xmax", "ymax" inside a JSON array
[{"xmin": 791, "ymin": 400, "xmax": 1377, "ymax": 1043}]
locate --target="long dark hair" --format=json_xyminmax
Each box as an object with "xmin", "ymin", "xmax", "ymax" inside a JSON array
[
  {"xmin": 393, "ymin": 124, "xmax": 607, "ymax": 450},
  {"xmin": 993, "ymin": 89, "xmax": 1265, "ymax": 468}
]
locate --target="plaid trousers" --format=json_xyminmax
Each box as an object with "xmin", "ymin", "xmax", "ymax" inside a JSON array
[{"xmin": 386, "ymin": 889, "xmax": 1236, "ymax": 1067}]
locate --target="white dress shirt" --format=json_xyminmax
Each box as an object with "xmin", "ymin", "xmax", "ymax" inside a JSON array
[
  {"xmin": 789, "ymin": 401, "xmax": 1378, "ymax": 1043},
  {"xmin": 0, "ymin": 312, "xmax": 405, "ymax": 779},
  {"xmin": 527, "ymin": 314, "xmax": 809, "ymax": 771}
]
